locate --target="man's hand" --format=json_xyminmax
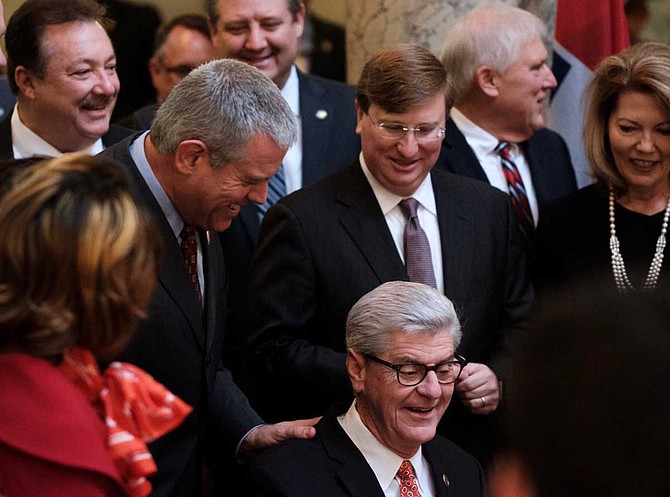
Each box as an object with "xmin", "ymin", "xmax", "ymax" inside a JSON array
[
  {"xmin": 239, "ymin": 417, "xmax": 320, "ymax": 461},
  {"xmin": 455, "ymin": 362, "xmax": 500, "ymax": 414}
]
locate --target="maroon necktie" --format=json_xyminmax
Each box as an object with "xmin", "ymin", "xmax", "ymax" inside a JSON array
[
  {"xmin": 397, "ymin": 460, "xmax": 423, "ymax": 497},
  {"xmin": 180, "ymin": 224, "xmax": 202, "ymax": 308},
  {"xmin": 399, "ymin": 198, "xmax": 437, "ymax": 288},
  {"xmin": 495, "ymin": 141, "xmax": 534, "ymax": 238}
]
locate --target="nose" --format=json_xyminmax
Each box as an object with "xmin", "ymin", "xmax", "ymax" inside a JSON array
[
  {"xmin": 636, "ymin": 131, "xmax": 655, "ymax": 153},
  {"xmin": 543, "ymin": 64, "xmax": 557, "ymax": 89},
  {"xmin": 249, "ymin": 182, "xmax": 269, "ymax": 205},
  {"xmin": 93, "ymin": 69, "xmax": 118, "ymax": 96},
  {"xmin": 416, "ymin": 370, "xmax": 443, "ymax": 399},
  {"xmin": 246, "ymin": 23, "xmax": 268, "ymax": 51},
  {"xmin": 397, "ymin": 130, "xmax": 419, "ymax": 157}
]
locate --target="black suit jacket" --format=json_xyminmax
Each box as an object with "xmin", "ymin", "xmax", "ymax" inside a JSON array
[
  {"xmin": 218, "ymin": 70, "xmax": 360, "ymax": 384},
  {"xmin": 115, "ymin": 102, "xmax": 159, "ymax": 131},
  {"xmin": 100, "ymin": 134, "xmax": 262, "ymax": 497},
  {"xmin": 0, "ymin": 109, "xmax": 133, "ymax": 159},
  {"xmin": 247, "ymin": 161, "xmax": 532, "ymax": 462},
  {"xmin": 248, "ymin": 404, "xmax": 485, "ymax": 497},
  {"xmin": 435, "ymin": 119, "xmax": 577, "ymax": 208}
]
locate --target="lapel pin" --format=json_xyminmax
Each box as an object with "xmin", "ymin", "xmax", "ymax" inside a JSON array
[
  {"xmin": 442, "ymin": 474, "xmax": 450, "ymax": 487},
  {"xmin": 315, "ymin": 109, "xmax": 328, "ymax": 120}
]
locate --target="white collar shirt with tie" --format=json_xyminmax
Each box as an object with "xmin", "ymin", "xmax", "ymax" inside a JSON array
[
  {"xmin": 359, "ymin": 153, "xmax": 444, "ymax": 293},
  {"xmin": 338, "ymin": 400, "xmax": 436, "ymax": 497},
  {"xmin": 450, "ymin": 106, "xmax": 539, "ymax": 224}
]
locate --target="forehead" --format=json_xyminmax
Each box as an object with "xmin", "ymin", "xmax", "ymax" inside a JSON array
[
  {"xmin": 41, "ymin": 21, "xmax": 113, "ymax": 64},
  {"xmin": 162, "ymin": 26, "xmax": 212, "ymax": 56},
  {"xmin": 611, "ymin": 90, "xmax": 669, "ymax": 121},
  {"xmin": 367, "ymin": 92, "xmax": 447, "ymax": 122},
  {"xmin": 216, "ymin": 0, "xmax": 291, "ymax": 20},
  {"xmin": 380, "ymin": 329, "xmax": 455, "ymax": 362},
  {"xmin": 516, "ymin": 36, "xmax": 548, "ymax": 64}
]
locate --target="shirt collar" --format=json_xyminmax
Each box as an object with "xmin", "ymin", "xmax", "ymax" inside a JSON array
[
  {"xmin": 280, "ymin": 65, "xmax": 300, "ymax": 117},
  {"xmin": 450, "ymin": 106, "xmax": 520, "ymax": 157},
  {"xmin": 11, "ymin": 104, "xmax": 104, "ymax": 159},
  {"xmin": 359, "ymin": 152, "xmax": 437, "ymax": 216},
  {"xmin": 339, "ymin": 400, "xmax": 425, "ymax": 493},
  {"xmin": 129, "ymin": 131, "xmax": 184, "ymax": 238}
]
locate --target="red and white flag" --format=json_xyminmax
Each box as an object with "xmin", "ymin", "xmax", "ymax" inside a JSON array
[{"xmin": 548, "ymin": 0, "xmax": 629, "ymax": 187}]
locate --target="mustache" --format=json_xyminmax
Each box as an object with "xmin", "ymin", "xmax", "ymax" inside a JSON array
[{"xmin": 80, "ymin": 95, "xmax": 116, "ymax": 108}]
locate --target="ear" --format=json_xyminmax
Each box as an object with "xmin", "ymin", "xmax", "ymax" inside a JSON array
[
  {"xmin": 475, "ymin": 66, "xmax": 500, "ymax": 98},
  {"xmin": 346, "ymin": 349, "xmax": 367, "ymax": 395},
  {"xmin": 174, "ymin": 140, "xmax": 208, "ymax": 176},
  {"xmin": 148, "ymin": 57, "xmax": 161, "ymax": 80},
  {"xmin": 294, "ymin": 2, "xmax": 306, "ymax": 38},
  {"xmin": 355, "ymin": 100, "xmax": 364, "ymax": 136},
  {"xmin": 14, "ymin": 66, "xmax": 37, "ymax": 100}
]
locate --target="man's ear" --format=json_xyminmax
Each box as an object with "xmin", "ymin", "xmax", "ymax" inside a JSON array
[
  {"xmin": 475, "ymin": 66, "xmax": 500, "ymax": 98},
  {"xmin": 355, "ymin": 100, "xmax": 364, "ymax": 136},
  {"xmin": 14, "ymin": 66, "xmax": 37, "ymax": 99},
  {"xmin": 294, "ymin": 2, "xmax": 306, "ymax": 38},
  {"xmin": 346, "ymin": 349, "xmax": 367, "ymax": 395},
  {"xmin": 174, "ymin": 140, "xmax": 208, "ymax": 175}
]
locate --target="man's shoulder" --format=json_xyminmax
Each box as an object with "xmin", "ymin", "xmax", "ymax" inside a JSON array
[
  {"xmin": 279, "ymin": 162, "xmax": 361, "ymax": 208},
  {"xmin": 432, "ymin": 169, "xmax": 510, "ymax": 203},
  {"xmin": 103, "ymin": 123, "xmax": 136, "ymax": 147},
  {"xmin": 528, "ymin": 127, "xmax": 568, "ymax": 148},
  {"xmin": 298, "ymin": 71, "xmax": 356, "ymax": 101}
]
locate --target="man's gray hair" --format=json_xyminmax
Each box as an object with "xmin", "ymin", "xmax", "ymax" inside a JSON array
[
  {"xmin": 346, "ymin": 281, "xmax": 462, "ymax": 354},
  {"xmin": 440, "ymin": 3, "xmax": 547, "ymax": 102},
  {"xmin": 151, "ymin": 59, "xmax": 297, "ymax": 167}
]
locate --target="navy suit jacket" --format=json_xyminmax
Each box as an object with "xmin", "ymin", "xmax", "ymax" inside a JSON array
[
  {"xmin": 247, "ymin": 404, "xmax": 485, "ymax": 497},
  {"xmin": 246, "ymin": 161, "xmax": 532, "ymax": 463},
  {"xmin": 435, "ymin": 119, "xmax": 577, "ymax": 208},
  {"xmin": 218, "ymin": 70, "xmax": 360, "ymax": 383},
  {"xmin": 100, "ymin": 134, "xmax": 263, "ymax": 497},
  {"xmin": 0, "ymin": 108, "xmax": 133, "ymax": 159}
]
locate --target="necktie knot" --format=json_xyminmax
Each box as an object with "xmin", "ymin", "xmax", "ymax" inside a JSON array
[
  {"xmin": 399, "ymin": 197, "xmax": 420, "ymax": 219},
  {"xmin": 495, "ymin": 140, "xmax": 512, "ymax": 160},
  {"xmin": 397, "ymin": 460, "xmax": 422, "ymax": 497}
]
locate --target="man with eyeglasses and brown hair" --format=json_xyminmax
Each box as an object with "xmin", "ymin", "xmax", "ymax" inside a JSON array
[
  {"xmin": 247, "ymin": 43, "xmax": 532, "ymax": 467},
  {"xmin": 248, "ymin": 281, "xmax": 484, "ymax": 497}
]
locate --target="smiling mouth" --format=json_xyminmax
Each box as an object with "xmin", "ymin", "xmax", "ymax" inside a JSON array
[
  {"xmin": 406, "ymin": 406, "xmax": 435, "ymax": 414},
  {"xmin": 631, "ymin": 159, "xmax": 657, "ymax": 169}
]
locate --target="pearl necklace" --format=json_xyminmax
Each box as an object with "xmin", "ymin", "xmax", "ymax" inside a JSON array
[{"xmin": 609, "ymin": 187, "xmax": 670, "ymax": 292}]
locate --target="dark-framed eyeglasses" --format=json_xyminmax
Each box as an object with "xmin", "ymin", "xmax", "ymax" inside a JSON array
[
  {"xmin": 365, "ymin": 354, "xmax": 467, "ymax": 386},
  {"xmin": 366, "ymin": 114, "xmax": 445, "ymax": 143}
]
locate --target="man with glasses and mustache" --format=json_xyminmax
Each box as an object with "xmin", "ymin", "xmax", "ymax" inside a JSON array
[
  {"xmin": 247, "ymin": 44, "xmax": 532, "ymax": 467},
  {"xmin": 248, "ymin": 281, "xmax": 485, "ymax": 497},
  {"xmin": 0, "ymin": 0, "xmax": 131, "ymax": 159}
]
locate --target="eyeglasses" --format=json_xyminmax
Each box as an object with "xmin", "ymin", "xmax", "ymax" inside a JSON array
[
  {"xmin": 365, "ymin": 354, "xmax": 467, "ymax": 386},
  {"xmin": 366, "ymin": 114, "xmax": 445, "ymax": 142}
]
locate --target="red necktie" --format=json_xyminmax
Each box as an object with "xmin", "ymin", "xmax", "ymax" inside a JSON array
[
  {"xmin": 397, "ymin": 460, "xmax": 423, "ymax": 497},
  {"xmin": 399, "ymin": 198, "xmax": 437, "ymax": 288},
  {"xmin": 495, "ymin": 141, "xmax": 534, "ymax": 239},
  {"xmin": 180, "ymin": 224, "xmax": 202, "ymax": 308}
]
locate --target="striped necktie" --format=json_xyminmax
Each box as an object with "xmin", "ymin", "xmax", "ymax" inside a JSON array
[
  {"xmin": 258, "ymin": 163, "xmax": 287, "ymax": 218},
  {"xmin": 495, "ymin": 141, "xmax": 534, "ymax": 238}
]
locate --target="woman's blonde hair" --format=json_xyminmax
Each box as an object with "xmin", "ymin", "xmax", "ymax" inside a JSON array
[{"xmin": 0, "ymin": 154, "xmax": 162, "ymax": 362}]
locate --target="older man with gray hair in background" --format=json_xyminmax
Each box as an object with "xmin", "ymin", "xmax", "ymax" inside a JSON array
[
  {"xmin": 101, "ymin": 58, "xmax": 318, "ymax": 497},
  {"xmin": 248, "ymin": 281, "xmax": 485, "ymax": 497}
]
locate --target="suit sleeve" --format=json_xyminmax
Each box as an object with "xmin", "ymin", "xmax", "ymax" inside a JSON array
[{"xmin": 246, "ymin": 201, "xmax": 351, "ymax": 420}]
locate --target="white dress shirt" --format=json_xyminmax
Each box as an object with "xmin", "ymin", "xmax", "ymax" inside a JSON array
[
  {"xmin": 359, "ymin": 154, "xmax": 444, "ymax": 293},
  {"xmin": 11, "ymin": 104, "xmax": 103, "ymax": 159},
  {"xmin": 280, "ymin": 65, "xmax": 303, "ymax": 194},
  {"xmin": 339, "ymin": 400, "xmax": 436, "ymax": 497},
  {"xmin": 450, "ymin": 107, "xmax": 539, "ymax": 224}
]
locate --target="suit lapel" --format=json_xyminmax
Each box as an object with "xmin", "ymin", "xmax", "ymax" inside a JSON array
[
  {"xmin": 423, "ymin": 441, "xmax": 453, "ymax": 497},
  {"xmin": 299, "ymin": 71, "xmax": 335, "ymax": 185},
  {"xmin": 433, "ymin": 172, "xmax": 475, "ymax": 302},
  {"xmin": 335, "ymin": 165, "xmax": 408, "ymax": 283},
  {"xmin": 439, "ymin": 119, "xmax": 489, "ymax": 182},
  {"xmin": 521, "ymin": 138, "xmax": 547, "ymax": 206},
  {"xmin": 107, "ymin": 136, "xmax": 205, "ymax": 350},
  {"xmin": 200, "ymin": 229, "xmax": 219, "ymax": 353}
]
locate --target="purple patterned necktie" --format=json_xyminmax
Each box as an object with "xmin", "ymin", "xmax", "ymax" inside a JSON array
[
  {"xmin": 495, "ymin": 141, "xmax": 534, "ymax": 238},
  {"xmin": 180, "ymin": 224, "xmax": 202, "ymax": 309},
  {"xmin": 399, "ymin": 198, "xmax": 437, "ymax": 288}
]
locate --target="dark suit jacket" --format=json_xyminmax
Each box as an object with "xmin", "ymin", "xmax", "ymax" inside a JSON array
[
  {"xmin": 100, "ymin": 134, "xmax": 263, "ymax": 497},
  {"xmin": 0, "ymin": 109, "xmax": 133, "ymax": 159},
  {"xmin": 435, "ymin": 119, "xmax": 577, "ymax": 208},
  {"xmin": 115, "ymin": 102, "xmax": 160, "ymax": 131},
  {"xmin": 247, "ymin": 161, "xmax": 532, "ymax": 462},
  {"xmin": 218, "ymin": 70, "xmax": 360, "ymax": 385},
  {"xmin": 247, "ymin": 404, "xmax": 485, "ymax": 497}
]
